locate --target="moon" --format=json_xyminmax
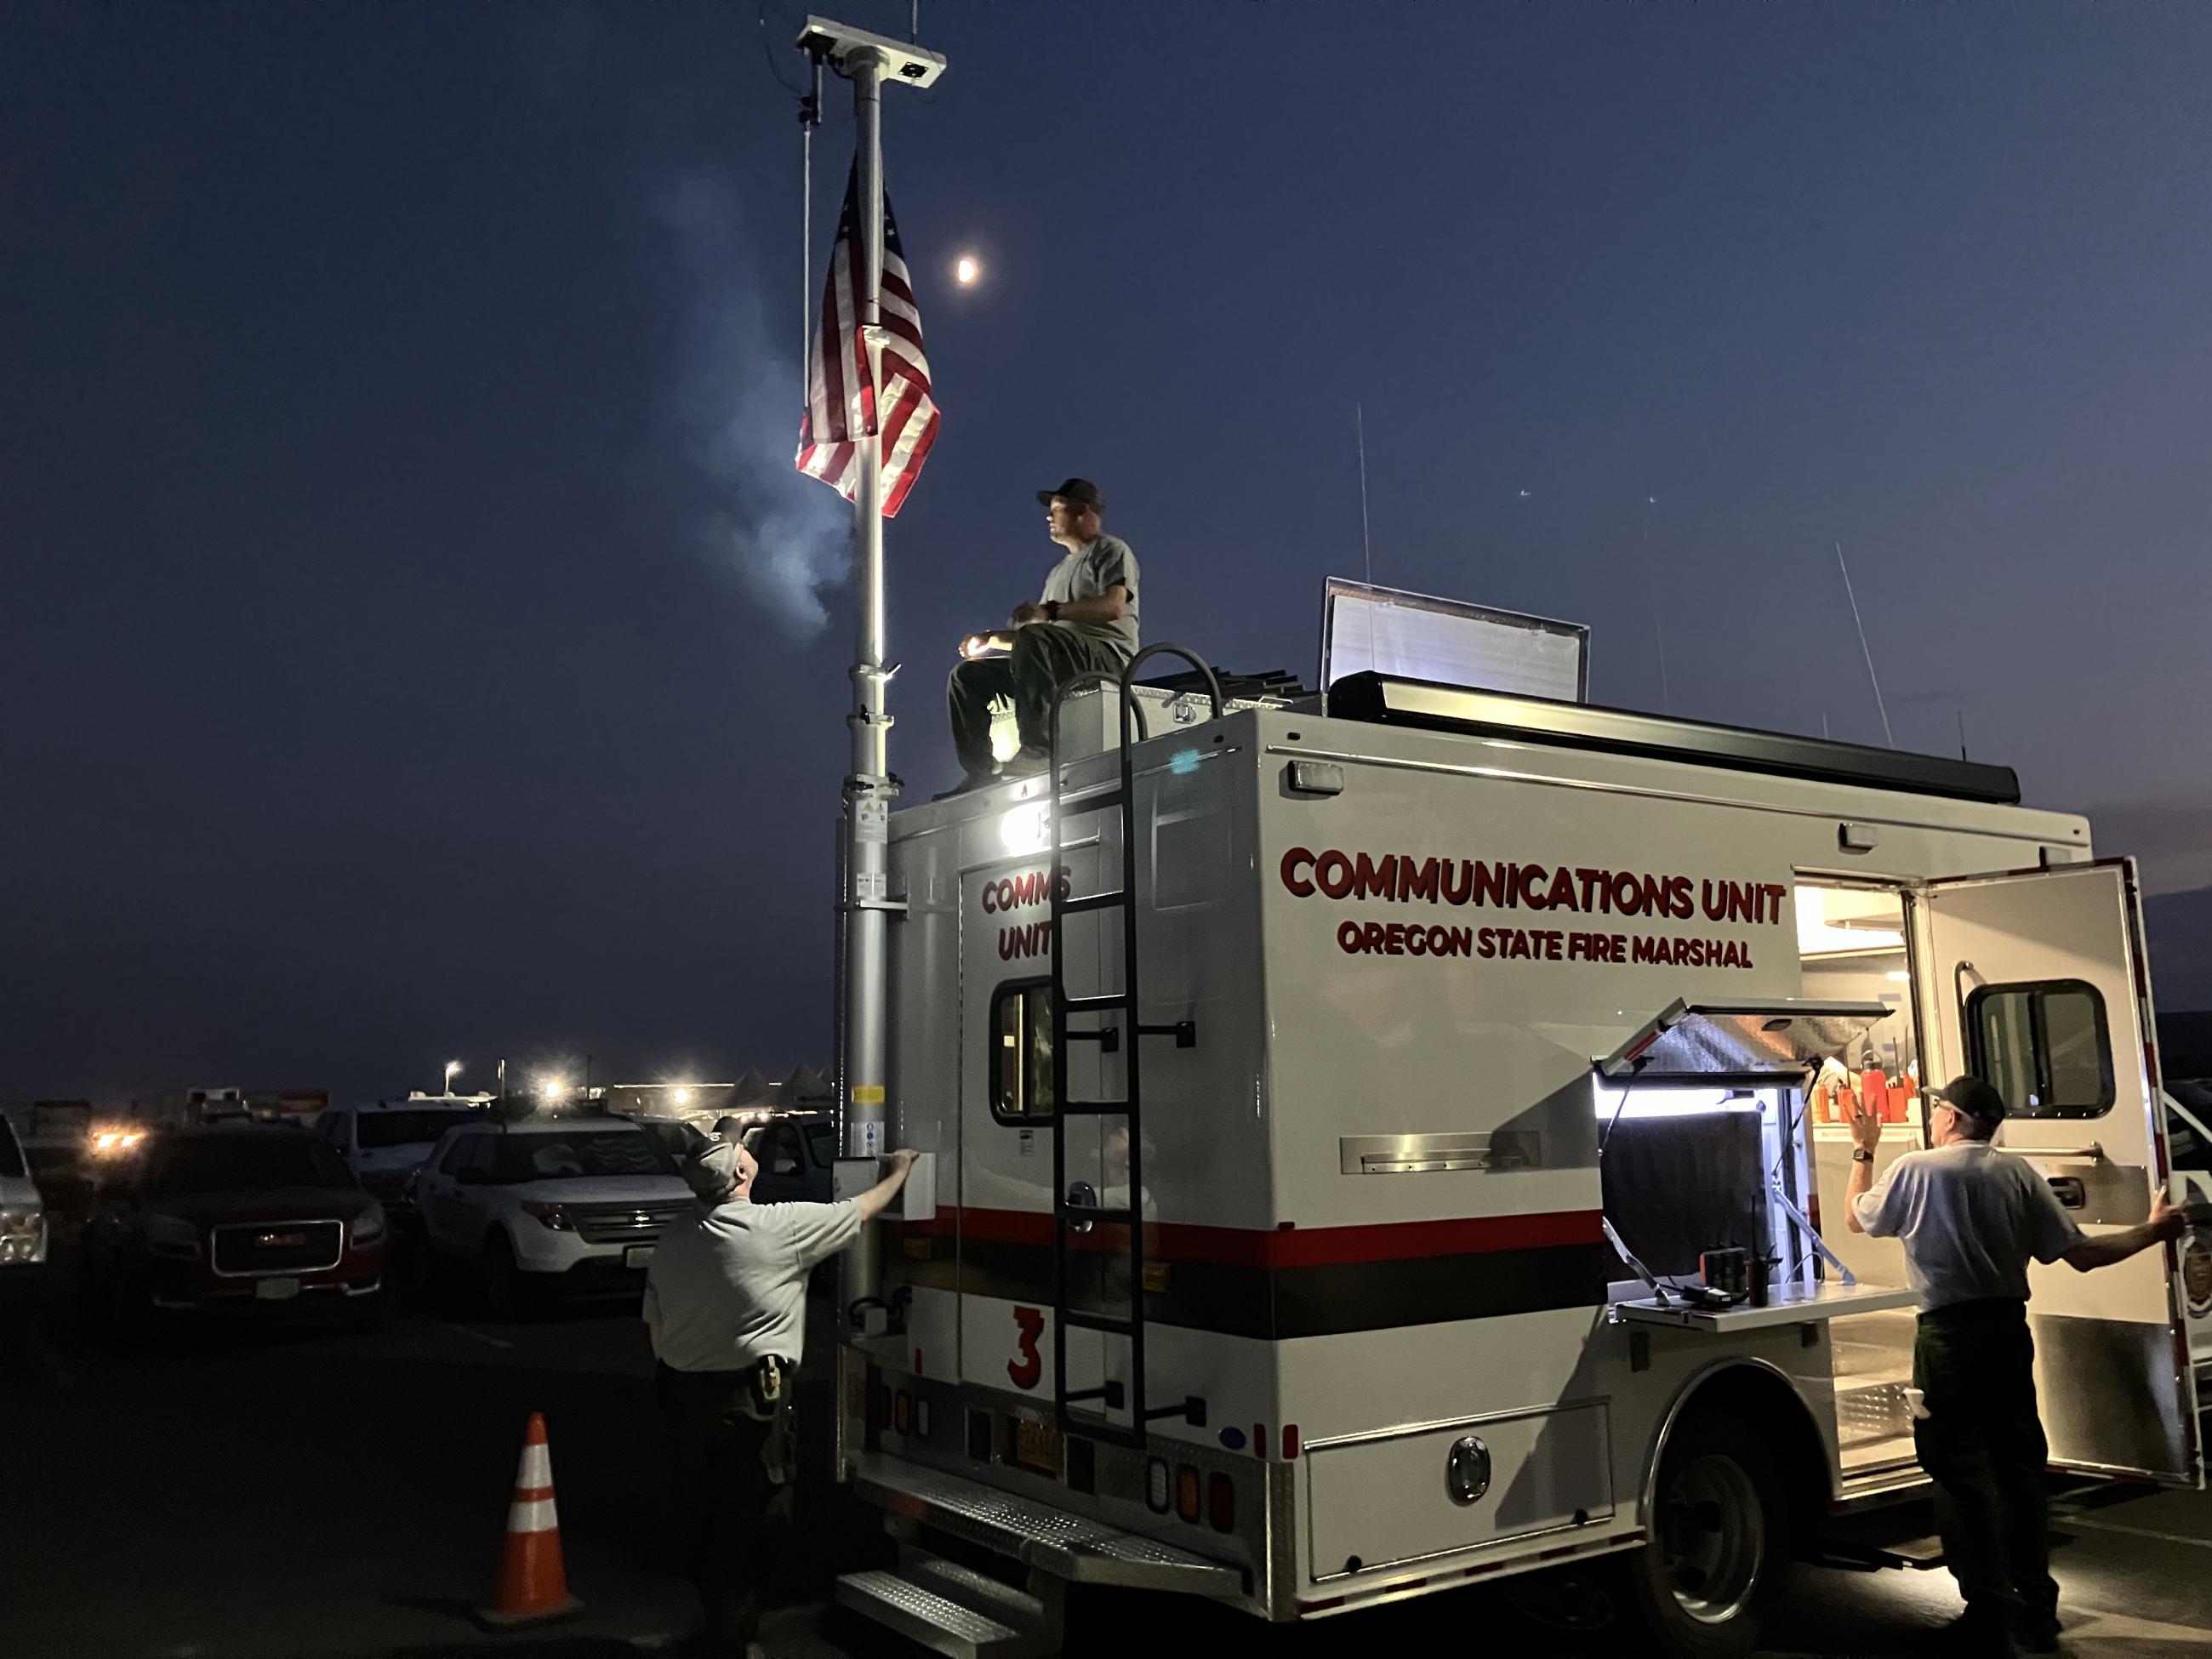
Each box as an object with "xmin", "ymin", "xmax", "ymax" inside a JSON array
[{"xmin": 955, "ymin": 255, "xmax": 978, "ymax": 286}]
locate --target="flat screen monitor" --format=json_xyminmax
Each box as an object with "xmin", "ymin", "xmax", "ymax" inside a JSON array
[{"xmin": 1320, "ymin": 579, "xmax": 1588, "ymax": 704}]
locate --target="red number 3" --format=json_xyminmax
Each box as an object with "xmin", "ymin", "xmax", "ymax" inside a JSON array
[{"xmin": 1008, "ymin": 1305, "xmax": 1043, "ymax": 1391}]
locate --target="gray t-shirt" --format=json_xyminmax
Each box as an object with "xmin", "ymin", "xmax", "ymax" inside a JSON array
[
  {"xmin": 1852, "ymin": 1141, "xmax": 2085, "ymax": 1311},
  {"xmin": 642, "ymin": 1194, "xmax": 861, "ymax": 1371},
  {"xmin": 1040, "ymin": 533, "xmax": 1140, "ymax": 661}
]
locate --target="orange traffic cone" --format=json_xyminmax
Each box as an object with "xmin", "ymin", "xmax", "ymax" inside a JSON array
[{"xmin": 476, "ymin": 1411, "xmax": 582, "ymax": 1627}]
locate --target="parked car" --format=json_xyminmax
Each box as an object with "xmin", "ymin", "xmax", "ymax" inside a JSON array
[
  {"xmin": 2164, "ymin": 1083, "xmax": 2212, "ymax": 1387},
  {"xmin": 628, "ymin": 1115, "xmax": 713, "ymax": 1166},
  {"xmin": 0, "ymin": 1111, "xmax": 48, "ymax": 1307},
  {"xmin": 79, "ymin": 1126, "xmax": 387, "ymax": 1330},
  {"xmin": 410, "ymin": 1111, "xmax": 691, "ymax": 1315},
  {"xmin": 316, "ymin": 1100, "xmax": 488, "ymax": 1211},
  {"xmin": 744, "ymin": 1111, "xmax": 837, "ymax": 1206}
]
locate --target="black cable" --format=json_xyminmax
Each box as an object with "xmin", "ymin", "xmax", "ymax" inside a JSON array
[{"xmin": 756, "ymin": 0, "xmax": 812, "ymax": 100}]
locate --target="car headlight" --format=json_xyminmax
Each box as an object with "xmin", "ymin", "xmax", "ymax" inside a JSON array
[
  {"xmin": 0, "ymin": 1208, "xmax": 44, "ymax": 1265},
  {"xmin": 520, "ymin": 1200, "xmax": 574, "ymax": 1231},
  {"xmin": 144, "ymin": 1214, "xmax": 202, "ymax": 1258},
  {"xmin": 351, "ymin": 1207, "xmax": 388, "ymax": 1248}
]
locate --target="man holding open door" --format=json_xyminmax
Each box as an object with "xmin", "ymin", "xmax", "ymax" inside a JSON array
[{"xmin": 1847, "ymin": 1075, "xmax": 2186, "ymax": 1654}]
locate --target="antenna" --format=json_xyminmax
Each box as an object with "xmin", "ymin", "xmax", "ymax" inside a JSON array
[
  {"xmin": 1956, "ymin": 708, "xmax": 1969, "ymax": 761},
  {"xmin": 1833, "ymin": 540, "xmax": 1894, "ymax": 748},
  {"xmin": 1354, "ymin": 404, "xmax": 1373, "ymax": 585},
  {"xmin": 1640, "ymin": 495, "xmax": 1672, "ymax": 715},
  {"xmin": 799, "ymin": 52, "xmax": 823, "ymax": 397}
]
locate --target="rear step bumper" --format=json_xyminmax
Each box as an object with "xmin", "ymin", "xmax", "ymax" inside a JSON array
[
  {"xmin": 849, "ymin": 1451, "xmax": 1246, "ymax": 1596},
  {"xmin": 836, "ymin": 1561, "xmax": 1049, "ymax": 1659}
]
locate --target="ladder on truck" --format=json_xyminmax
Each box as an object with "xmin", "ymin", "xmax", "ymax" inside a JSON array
[{"xmin": 1042, "ymin": 644, "xmax": 1223, "ymax": 1447}]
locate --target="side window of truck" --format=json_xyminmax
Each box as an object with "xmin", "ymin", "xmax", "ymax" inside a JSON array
[
  {"xmin": 991, "ymin": 980, "xmax": 1056, "ymax": 1123},
  {"xmin": 1966, "ymin": 978, "xmax": 2116, "ymax": 1118}
]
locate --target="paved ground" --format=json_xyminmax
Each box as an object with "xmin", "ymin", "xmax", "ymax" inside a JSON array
[{"xmin": 6, "ymin": 1235, "xmax": 2212, "ymax": 1659}]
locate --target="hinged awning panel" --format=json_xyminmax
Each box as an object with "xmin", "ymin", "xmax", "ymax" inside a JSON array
[{"xmin": 1598, "ymin": 998, "xmax": 1893, "ymax": 1081}]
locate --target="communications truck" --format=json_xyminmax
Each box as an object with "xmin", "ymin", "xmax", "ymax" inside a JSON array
[{"xmin": 827, "ymin": 644, "xmax": 2199, "ymax": 1657}]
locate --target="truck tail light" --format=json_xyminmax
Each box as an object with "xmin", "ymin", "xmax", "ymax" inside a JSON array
[
  {"xmin": 894, "ymin": 1392, "xmax": 911, "ymax": 1434},
  {"xmin": 1175, "ymin": 1465, "xmax": 1201, "ymax": 1524},
  {"xmin": 1207, "ymin": 1472, "xmax": 1234, "ymax": 1533}
]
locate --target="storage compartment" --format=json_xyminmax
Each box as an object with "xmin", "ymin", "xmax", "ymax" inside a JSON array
[{"xmin": 1304, "ymin": 1403, "xmax": 1613, "ymax": 1580}]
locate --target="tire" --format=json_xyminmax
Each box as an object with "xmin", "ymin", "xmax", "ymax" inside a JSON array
[
  {"xmin": 482, "ymin": 1229, "xmax": 529, "ymax": 1321},
  {"xmin": 1620, "ymin": 1411, "xmax": 1788, "ymax": 1658}
]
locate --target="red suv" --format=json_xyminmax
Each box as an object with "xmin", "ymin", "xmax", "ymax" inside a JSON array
[{"xmin": 81, "ymin": 1126, "xmax": 388, "ymax": 1328}]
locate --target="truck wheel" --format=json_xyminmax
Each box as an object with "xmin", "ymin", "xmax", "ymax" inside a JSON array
[{"xmin": 1622, "ymin": 1413, "xmax": 1787, "ymax": 1658}]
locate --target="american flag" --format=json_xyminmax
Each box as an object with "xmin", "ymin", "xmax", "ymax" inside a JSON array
[{"xmin": 795, "ymin": 164, "xmax": 939, "ymax": 517}]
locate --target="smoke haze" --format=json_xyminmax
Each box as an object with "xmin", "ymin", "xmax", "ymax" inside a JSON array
[{"xmin": 657, "ymin": 173, "xmax": 849, "ymax": 641}]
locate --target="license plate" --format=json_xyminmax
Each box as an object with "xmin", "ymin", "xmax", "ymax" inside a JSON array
[
  {"xmin": 624, "ymin": 1245, "xmax": 655, "ymax": 1268},
  {"xmin": 1013, "ymin": 1418, "xmax": 1063, "ymax": 1476},
  {"xmin": 254, "ymin": 1277, "xmax": 301, "ymax": 1302}
]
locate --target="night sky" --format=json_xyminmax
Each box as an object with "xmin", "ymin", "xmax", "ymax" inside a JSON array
[{"xmin": 8, "ymin": 3, "xmax": 2212, "ymax": 1103}]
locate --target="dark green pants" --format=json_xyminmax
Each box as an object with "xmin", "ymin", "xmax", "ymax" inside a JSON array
[
  {"xmin": 1913, "ymin": 1299, "xmax": 2057, "ymax": 1632},
  {"xmin": 947, "ymin": 623, "xmax": 1130, "ymax": 779},
  {"xmin": 658, "ymin": 1360, "xmax": 796, "ymax": 1653}
]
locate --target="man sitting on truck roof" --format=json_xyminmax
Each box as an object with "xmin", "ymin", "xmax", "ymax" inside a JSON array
[
  {"xmin": 1846, "ymin": 1075, "xmax": 2186, "ymax": 1655},
  {"xmin": 942, "ymin": 476, "xmax": 1139, "ymax": 795}
]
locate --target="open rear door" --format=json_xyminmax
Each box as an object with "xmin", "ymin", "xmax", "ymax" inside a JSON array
[{"xmin": 1917, "ymin": 859, "xmax": 2201, "ymax": 1485}]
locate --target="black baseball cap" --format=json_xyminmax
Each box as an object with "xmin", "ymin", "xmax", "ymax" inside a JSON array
[
  {"xmin": 1036, "ymin": 477, "xmax": 1105, "ymax": 512},
  {"xmin": 1939, "ymin": 1075, "xmax": 2009, "ymax": 1126}
]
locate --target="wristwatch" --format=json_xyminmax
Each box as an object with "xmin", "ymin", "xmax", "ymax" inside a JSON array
[
  {"xmin": 1851, "ymin": 1149, "xmax": 1876, "ymax": 1164},
  {"xmin": 1044, "ymin": 600, "xmax": 1062, "ymax": 622}
]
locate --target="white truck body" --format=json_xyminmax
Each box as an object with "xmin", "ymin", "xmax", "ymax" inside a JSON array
[{"xmin": 835, "ymin": 681, "xmax": 2201, "ymax": 1646}]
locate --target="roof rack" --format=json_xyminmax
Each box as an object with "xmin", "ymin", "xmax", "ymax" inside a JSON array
[{"xmin": 1327, "ymin": 672, "xmax": 2020, "ymax": 806}]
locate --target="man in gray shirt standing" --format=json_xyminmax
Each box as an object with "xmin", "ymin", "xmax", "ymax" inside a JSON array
[
  {"xmin": 1848, "ymin": 1075, "xmax": 2184, "ymax": 1655},
  {"xmin": 645, "ymin": 1137, "xmax": 918, "ymax": 1658},
  {"xmin": 944, "ymin": 476, "xmax": 1140, "ymax": 795}
]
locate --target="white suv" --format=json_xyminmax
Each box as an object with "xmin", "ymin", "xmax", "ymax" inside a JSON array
[
  {"xmin": 411, "ymin": 1114, "xmax": 692, "ymax": 1314},
  {"xmin": 0, "ymin": 1111, "xmax": 48, "ymax": 1301}
]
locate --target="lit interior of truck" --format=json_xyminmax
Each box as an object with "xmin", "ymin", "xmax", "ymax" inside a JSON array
[
  {"xmin": 1797, "ymin": 881, "xmax": 1924, "ymax": 1478},
  {"xmin": 1592, "ymin": 881, "xmax": 1928, "ymax": 1482}
]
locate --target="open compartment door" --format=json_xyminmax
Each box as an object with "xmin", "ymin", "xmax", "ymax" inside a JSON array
[
  {"xmin": 1599, "ymin": 997, "xmax": 1892, "ymax": 1084},
  {"xmin": 1918, "ymin": 859, "xmax": 2201, "ymax": 1485}
]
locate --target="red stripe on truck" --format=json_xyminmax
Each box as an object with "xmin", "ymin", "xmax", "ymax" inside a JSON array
[{"xmin": 911, "ymin": 1205, "xmax": 1603, "ymax": 1268}]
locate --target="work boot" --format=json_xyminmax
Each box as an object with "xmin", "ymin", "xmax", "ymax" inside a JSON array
[
  {"xmin": 999, "ymin": 745, "xmax": 1051, "ymax": 779},
  {"xmin": 932, "ymin": 771, "xmax": 996, "ymax": 801},
  {"xmin": 2012, "ymin": 1613, "xmax": 2062, "ymax": 1655},
  {"xmin": 1924, "ymin": 1607, "xmax": 2021, "ymax": 1657}
]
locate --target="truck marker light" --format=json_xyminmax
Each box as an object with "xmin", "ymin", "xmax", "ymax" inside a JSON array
[
  {"xmin": 1253, "ymin": 1422, "xmax": 1267, "ymax": 1459},
  {"xmin": 1175, "ymin": 1465, "xmax": 1201, "ymax": 1525},
  {"xmin": 1207, "ymin": 1472, "xmax": 1234, "ymax": 1533},
  {"xmin": 1145, "ymin": 1458, "xmax": 1170, "ymax": 1514},
  {"xmin": 1282, "ymin": 1424, "xmax": 1300, "ymax": 1462}
]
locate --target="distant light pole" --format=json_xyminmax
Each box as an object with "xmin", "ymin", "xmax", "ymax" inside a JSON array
[{"xmin": 443, "ymin": 1058, "xmax": 463, "ymax": 1097}]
